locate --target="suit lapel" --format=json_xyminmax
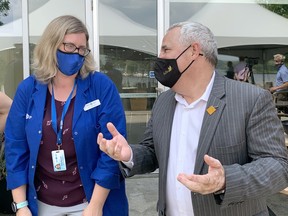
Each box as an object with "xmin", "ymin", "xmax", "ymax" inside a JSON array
[
  {"xmin": 161, "ymin": 90, "xmax": 177, "ymax": 177},
  {"xmin": 194, "ymin": 73, "xmax": 226, "ymax": 174}
]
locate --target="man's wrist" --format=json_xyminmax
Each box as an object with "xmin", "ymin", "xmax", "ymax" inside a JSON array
[{"xmin": 121, "ymin": 145, "xmax": 134, "ymax": 168}]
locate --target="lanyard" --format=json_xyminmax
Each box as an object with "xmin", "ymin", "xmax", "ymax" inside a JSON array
[{"xmin": 51, "ymin": 81, "xmax": 76, "ymax": 149}]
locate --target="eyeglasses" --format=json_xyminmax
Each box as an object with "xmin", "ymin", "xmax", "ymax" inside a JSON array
[{"xmin": 62, "ymin": 43, "xmax": 91, "ymax": 57}]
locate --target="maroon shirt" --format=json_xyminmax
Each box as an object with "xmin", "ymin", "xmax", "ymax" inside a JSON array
[{"xmin": 34, "ymin": 92, "xmax": 86, "ymax": 206}]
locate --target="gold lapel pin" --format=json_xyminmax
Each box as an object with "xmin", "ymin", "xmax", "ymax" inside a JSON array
[{"xmin": 206, "ymin": 106, "xmax": 217, "ymax": 115}]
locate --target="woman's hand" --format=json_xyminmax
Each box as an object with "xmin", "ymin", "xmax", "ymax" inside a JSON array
[
  {"xmin": 16, "ymin": 206, "xmax": 32, "ymax": 216},
  {"xmin": 82, "ymin": 203, "xmax": 102, "ymax": 216}
]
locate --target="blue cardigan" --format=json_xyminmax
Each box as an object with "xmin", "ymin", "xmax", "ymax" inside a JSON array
[{"xmin": 5, "ymin": 72, "xmax": 128, "ymax": 215}]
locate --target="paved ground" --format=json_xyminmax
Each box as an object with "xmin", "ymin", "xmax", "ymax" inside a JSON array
[
  {"xmin": 1, "ymin": 173, "xmax": 287, "ymax": 216},
  {"xmin": 126, "ymin": 173, "xmax": 158, "ymax": 216},
  {"xmin": 126, "ymin": 173, "xmax": 288, "ymax": 216}
]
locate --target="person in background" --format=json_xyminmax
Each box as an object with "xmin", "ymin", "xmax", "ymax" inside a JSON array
[
  {"xmin": 269, "ymin": 54, "xmax": 288, "ymax": 93},
  {"xmin": 5, "ymin": 15, "xmax": 128, "ymax": 216},
  {"xmin": 0, "ymin": 92, "xmax": 12, "ymax": 214},
  {"xmin": 0, "ymin": 92, "xmax": 12, "ymax": 133},
  {"xmin": 225, "ymin": 61, "xmax": 234, "ymax": 79},
  {"xmin": 97, "ymin": 21, "xmax": 288, "ymax": 216},
  {"xmin": 105, "ymin": 62, "xmax": 123, "ymax": 93},
  {"xmin": 234, "ymin": 56, "xmax": 249, "ymax": 82}
]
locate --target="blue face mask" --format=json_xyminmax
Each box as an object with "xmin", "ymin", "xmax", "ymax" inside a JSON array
[{"xmin": 56, "ymin": 49, "xmax": 85, "ymax": 76}]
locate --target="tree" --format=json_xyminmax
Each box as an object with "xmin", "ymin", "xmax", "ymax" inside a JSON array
[
  {"xmin": 0, "ymin": 0, "xmax": 10, "ymax": 26},
  {"xmin": 257, "ymin": 0, "xmax": 288, "ymax": 19}
]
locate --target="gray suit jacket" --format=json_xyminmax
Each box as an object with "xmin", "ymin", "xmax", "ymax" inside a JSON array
[{"xmin": 125, "ymin": 72, "xmax": 288, "ymax": 216}]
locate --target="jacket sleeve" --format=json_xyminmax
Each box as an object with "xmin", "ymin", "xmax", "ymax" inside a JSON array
[
  {"xmin": 90, "ymin": 73, "xmax": 127, "ymax": 189},
  {"xmin": 221, "ymin": 90, "xmax": 288, "ymax": 207},
  {"xmin": 5, "ymin": 77, "xmax": 35, "ymax": 189}
]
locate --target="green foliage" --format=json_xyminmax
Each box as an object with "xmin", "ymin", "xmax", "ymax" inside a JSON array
[
  {"xmin": 0, "ymin": 132, "xmax": 5, "ymax": 180},
  {"xmin": 258, "ymin": 1, "xmax": 288, "ymax": 19},
  {"xmin": 0, "ymin": 158, "xmax": 6, "ymax": 181},
  {"xmin": 0, "ymin": 0, "xmax": 10, "ymax": 26}
]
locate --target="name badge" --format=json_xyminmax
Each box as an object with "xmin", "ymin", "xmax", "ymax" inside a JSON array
[
  {"xmin": 51, "ymin": 150, "xmax": 67, "ymax": 172},
  {"xmin": 84, "ymin": 99, "xmax": 101, "ymax": 111}
]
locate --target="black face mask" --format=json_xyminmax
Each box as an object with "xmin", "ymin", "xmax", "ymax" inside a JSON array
[
  {"xmin": 275, "ymin": 63, "xmax": 283, "ymax": 70},
  {"xmin": 154, "ymin": 45, "xmax": 202, "ymax": 88}
]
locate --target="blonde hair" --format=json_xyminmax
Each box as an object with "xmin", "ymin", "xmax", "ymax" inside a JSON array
[
  {"xmin": 32, "ymin": 15, "xmax": 96, "ymax": 83},
  {"xmin": 273, "ymin": 54, "xmax": 286, "ymax": 63}
]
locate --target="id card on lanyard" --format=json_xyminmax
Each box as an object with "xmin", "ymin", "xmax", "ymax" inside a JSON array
[
  {"xmin": 51, "ymin": 149, "xmax": 66, "ymax": 171},
  {"xmin": 51, "ymin": 81, "xmax": 76, "ymax": 172}
]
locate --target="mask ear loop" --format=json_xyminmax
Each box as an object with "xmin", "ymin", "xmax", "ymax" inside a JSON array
[
  {"xmin": 175, "ymin": 45, "xmax": 193, "ymax": 75},
  {"xmin": 176, "ymin": 45, "xmax": 192, "ymax": 60},
  {"xmin": 180, "ymin": 53, "xmax": 204, "ymax": 75},
  {"xmin": 180, "ymin": 59, "xmax": 195, "ymax": 75}
]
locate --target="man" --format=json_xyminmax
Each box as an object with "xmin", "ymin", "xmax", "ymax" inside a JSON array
[
  {"xmin": 0, "ymin": 92, "xmax": 12, "ymax": 214},
  {"xmin": 269, "ymin": 54, "xmax": 288, "ymax": 93},
  {"xmin": 269, "ymin": 54, "xmax": 288, "ymax": 114},
  {"xmin": 97, "ymin": 22, "xmax": 288, "ymax": 216},
  {"xmin": 105, "ymin": 61, "xmax": 123, "ymax": 93},
  {"xmin": 225, "ymin": 61, "xmax": 234, "ymax": 79},
  {"xmin": 0, "ymin": 92, "xmax": 12, "ymax": 133}
]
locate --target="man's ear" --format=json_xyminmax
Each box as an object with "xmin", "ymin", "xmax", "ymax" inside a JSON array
[{"xmin": 191, "ymin": 43, "xmax": 201, "ymax": 56}]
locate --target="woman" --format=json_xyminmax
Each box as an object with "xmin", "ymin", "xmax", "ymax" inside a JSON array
[
  {"xmin": 0, "ymin": 92, "xmax": 12, "ymax": 214},
  {"xmin": 5, "ymin": 15, "xmax": 128, "ymax": 216},
  {"xmin": 0, "ymin": 92, "xmax": 12, "ymax": 133}
]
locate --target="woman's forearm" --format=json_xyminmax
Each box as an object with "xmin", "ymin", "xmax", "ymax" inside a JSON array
[
  {"xmin": 89, "ymin": 184, "xmax": 110, "ymax": 208},
  {"xmin": 12, "ymin": 185, "xmax": 27, "ymax": 203}
]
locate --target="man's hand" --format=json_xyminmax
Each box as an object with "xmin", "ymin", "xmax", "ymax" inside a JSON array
[
  {"xmin": 97, "ymin": 122, "xmax": 132, "ymax": 162},
  {"xmin": 177, "ymin": 155, "xmax": 225, "ymax": 195},
  {"xmin": 269, "ymin": 86, "xmax": 277, "ymax": 93}
]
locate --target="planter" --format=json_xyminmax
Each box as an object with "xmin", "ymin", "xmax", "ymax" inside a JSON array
[{"xmin": 130, "ymin": 98, "xmax": 147, "ymax": 111}]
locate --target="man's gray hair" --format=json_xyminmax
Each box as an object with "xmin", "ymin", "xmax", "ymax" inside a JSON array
[
  {"xmin": 168, "ymin": 22, "xmax": 218, "ymax": 67},
  {"xmin": 274, "ymin": 54, "xmax": 286, "ymax": 63}
]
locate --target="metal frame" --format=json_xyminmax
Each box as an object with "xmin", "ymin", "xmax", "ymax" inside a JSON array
[{"xmin": 22, "ymin": 0, "xmax": 30, "ymax": 79}]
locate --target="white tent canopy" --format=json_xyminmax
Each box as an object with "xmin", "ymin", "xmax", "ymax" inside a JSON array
[
  {"xmin": 0, "ymin": 0, "xmax": 157, "ymax": 54},
  {"xmin": 0, "ymin": 0, "xmax": 288, "ymax": 55},
  {"xmin": 0, "ymin": 0, "xmax": 86, "ymax": 36},
  {"xmin": 99, "ymin": 3, "xmax": 156, "ymax": 55},
  {"xmin": 0, "ymin": 0, "xmax": 85, "ymax": 50},
  {"xmin": 188, "ymin": 2, "xmax": 288, "ymax": 48}
]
